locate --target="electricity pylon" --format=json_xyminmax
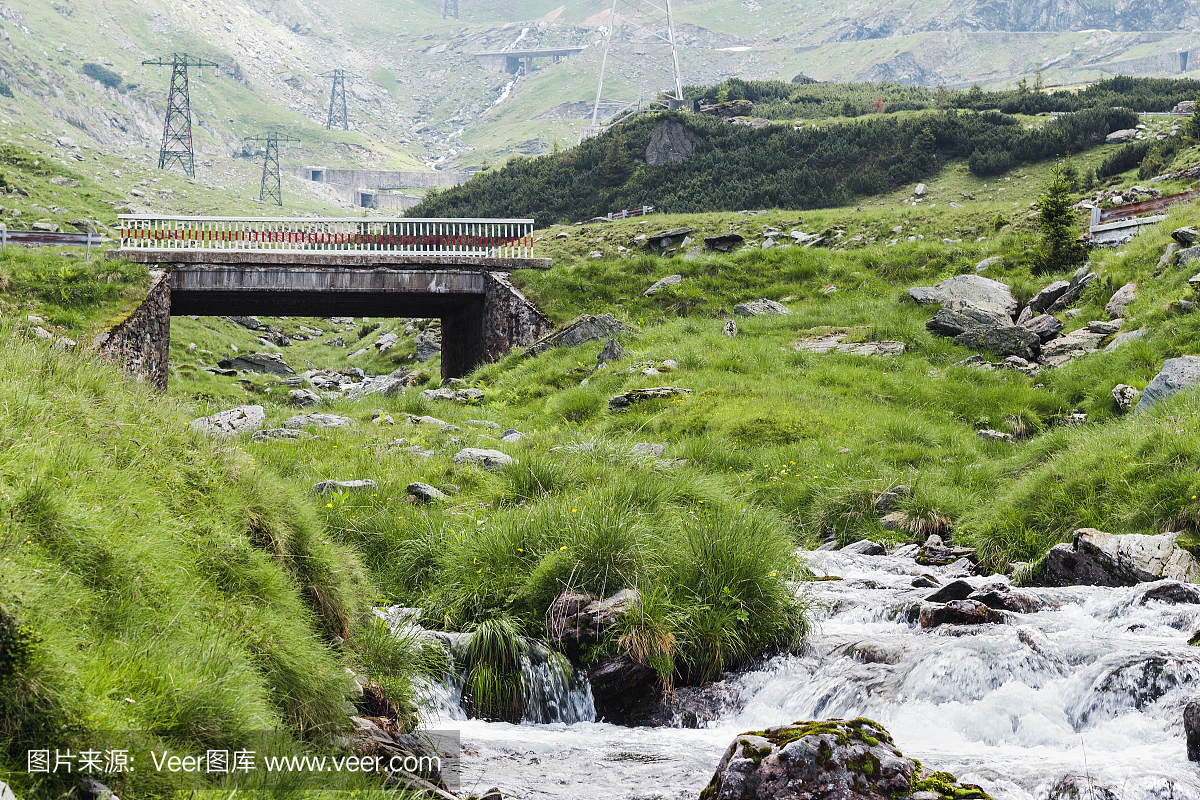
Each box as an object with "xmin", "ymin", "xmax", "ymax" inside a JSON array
[
  {"xmin": 443, "ymin": 0, "xmax": 458, "ymax": 19},
  {"xmin": 244, "ymin": 134, "xmax": 299, "ymax": 206},
  {"xmin": 590, "ymin": 0, "xmax": 684, "ymax": 128},
  {"xmin": 320, "ymin": 70, "xmax": 361, "ymax": 130},
  {"xmin": 143, "ymin": 54, "xmax": 219, "ymax": 177}
]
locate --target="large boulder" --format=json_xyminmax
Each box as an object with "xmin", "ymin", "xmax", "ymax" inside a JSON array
[
  {"xmin": 908, "ymin": 275, "xmax": 1018, "ymax": 317},
  {"xmin": 1034, "ymin": 529, "xmax": 1200, "ymax": 587},
  {"xmin": 289, "ymin": 388, "xmax": 322, "ymax": 407},
  {"xmin": 1026, "ymin": 280, "xmax": 1071, "ymax": 314},
  {"xmin": 645, "ymin": 119, "xmax": 701, "ymax": 166},
  {"xmin": 953, "ymin": 325, "xmax": 1040, "ymax": 361},
  {"xmin": 527, "ymin": 313, "xmax": 628, "ymax": 356},
  {"xmin": 705, "ymin": 233, "xmax": 745, "ymax": 252},
  {"xmin": 217, "ymin": 352, "xmax": 294, "ymax": 376},
  {"xmin": 1135, "ymin": 356, "xmax": 1200, "ymax": 411},
  {"xmin": 919, "ymin": 599, "xmax": 1000, "ymax": 628},
  {"xmin": 189, "ymin": 405, "xmax": 265, "ymax": 438},
  {"xmin": 1106, "ymin": 129, "xmax": 1137, "ymax": 143},
  {"xmin": 1046, "ymin": 268, "xmax": 1098, "ymax": 314},
  {"xmin": 925, "ymin": 304, "xmax": 1012, "ymax": 337},
  {"xmin": 1020, "ymin": 314, "xmax": 1065, "ymax": 343},
  {"xmin": 698, "ymin": 718, "xmax": 989, "ymax": 800},
  {"xmin": 588, "ymin": 654, "xmax": 659, "ymax": 724},
  {"xmin": 644, "ymin": 274, "xmax": 683, "ymax": 296},
  {"xmin": 1040, "ymin": 328, "xmax": 1106, "ymax": 367},
  {"xmin": 734, "ymin": 299, "xmax": 791, "ymax": 317},
  {"xmin": 1104, "ymin": 282, "xmax": 1137, "ymax": 319},
  {"xmin": 345, "ymin": 375, "xmax": 407, "ymax": 400}
]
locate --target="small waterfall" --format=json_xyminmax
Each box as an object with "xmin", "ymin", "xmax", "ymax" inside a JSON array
[{"xmin": 381, "ymin": 617, "xmax": 595, "ymax": 726}]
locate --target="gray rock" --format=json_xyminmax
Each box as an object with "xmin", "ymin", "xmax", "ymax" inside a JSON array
[
  {"xmin": 631, "ymin": 442, "xmax": 665, "ymax": 458},
  {"xmin": 977, "ymin": 429, "xmax": 1014, "ymax": 442},
  {"xmin": 217, "ymin": 353, "xmax": 294, "ymax": 376},
  {"xmin": 1020, "ymin": 314, "xmax": 1064, "ymax": 343},
  {"xmin": 926, "ymin": 304, "xmax": 1013, "ymax": 337},
  {"xmin": 1112, "ymin": 384, "xmax": 1141, "ymax": 412},
  {"xmin": 1104, "ymin": 328, "xmax": 1149, "ymax": 353},
  {"xmin": 1187, "ymin": 701, "xmax": 1200, "ymax": 762},
  {"xmin": 1041, "ymin": 328, "xmax": 1106, "ymax": 366},
  {"xmin": 704, "ymin": 232, "xmax": 744, "ymax": 252},
  {"xmin": 31, "ymin": 221, "xmax": 60, "ymax": 233},
  {"xmin": 794, "ymin": 334, "xmax": 906, "ymax": 356},
  {"xmin": 500, "ymin": 430, "xmax": 524, "ymax": 443},
  {"xmin": 733, "ymin": 298, "xmax": 790, "ymax": 317},
  {"xmin": 226, "ymin": 315, "xmax": 263, "ymax": 330},
  {"xmin": 1173, "ymin": 226, "xmax": 1199, "ymax": 245},
  {"xmin": 643, "ymin": 274, "xmax": 682, "ymax": 296},
  {"xmin": 54, "ymin": 336, "xmax": 76, "ymax": 351},
  {"xmin": 841, "ymin": 539, "xmax": 886, "ymax": 556},
  {"xmin": 190, "ymin": 406, "xmax": 266, "ymax": 438},
  {"xmin": 375, "ymin": 332, "xmax": 399, "ymax": 352},
  {"xmin": 1037, "ymin": 529, "xmax": 1200, "ymax": 586},
  {"xmin": 420, "ymin": 387, "xmax": 484, "ymax": 404},
  {"xmin": 1158, "ymin": 243, "xmax": 1181, "ymax": 272},
  {"xmin": 1179, "ymin": 247, "xmax": 1200, "ymax": 268},
  {"xmin": 345, "ymin": 376, "xmax": 406, "ymax": 400},
  {"xmin": 466, "ymin": 419, "xmax": 502, "ymax": 431},
  {"xmin": 908, "ymin": 274, "xmax": 1018, "ymax": 317},
  {"xmin": 414, "ymin": 327, "xmax": 442, "ymax": 361},
  {"xmin": 953, "ymin": 325, "xmax": 1040, "ymax": 361},
  {"xmin": 312, "ymin": 479, "xmax": 377, "ymax": 496},
  {"xmin": 289, "ymin": 388, "xmax": 322, "ymax": 407},
  {"xmin": 700, "ymin": 719, "xmax": 982, "ymax": 800},
  {"xmin": 609, "ymin": 386, "xmax": 692, "ymax": 410},
  {"xmin": 31, "ymin": 326, "xmax": 53, "ymax": 341},
  {"xmin": 451, "ymin": 448, "xmax": 516, "ymax": 470},
  {"xmin": 597, "ymin": 338, "xmax": 628, "ymax": 365},
  {"xmin": 645, "ymin": 119, "xmax": 701, "ymax": 165},
  {"xmin": 409, "ymin": 415, "xmax": 449, "ymax": 426},
  {"xmin": 1087, "ymin": 319, "xmax": 1122, "ymax": 335},
  {"xmin": 722, "ymin": 320, "xmax": 738, "ymax": 337},
  {"xmin": 252, "ymin": 428, "xmax": 302, "ymax": 443},
  {"xmin": 914, "ymin": 183, "xmax": 928, "ymax": 196},
  {"xmin": 528, "ymin": 313, "xmax": 628, "ymax": 356},
  {"xmin": 1046, "ymin": 269, "xmax": 1098, "ymax": 314},
  {"xmin": 647, "ymin": 227, "xmax": 695, "ymax": 249},
  {"xmin": 1105, "ymin": 282, "xmax": 1137, "ymax": 319},
  {"xmin": 1135, "ymin": 356, "xmax": 1200, "ymax": 411},
  {"xmin": 919, "ymin": 599, "xmax": 1000, "ymax": 627},
  {"xmin": 975, "ymin": 256, "xmax": 1004, "ymax": 272},
  {"xmin": 407, "ymin": 482, "xmax": 446, "ymax": 502},
  {"xmin": 283, "ymin": 413, "xmax": 356, "ymax": 429},
  {"xmin": 1106, "ymin": 129, "xmax": 1137, "ymax": 143}
]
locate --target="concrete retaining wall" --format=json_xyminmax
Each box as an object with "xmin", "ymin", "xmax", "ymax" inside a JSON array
[{"xmin": 94, "ymin": 269, "xmax": 171, "ymax": 390}]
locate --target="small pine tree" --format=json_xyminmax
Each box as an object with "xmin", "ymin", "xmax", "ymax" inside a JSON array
[
  {"xmin": 600, "ymin": 128, "xmax": 631, "ymax": 188},
  {"xmin": 1034, "ymin": 159, "xmax": 1088, "ymax": 274},
  {"xmin": 935, "ymin": 84, "xmax": 949, "ymax": 111},
  {"xmin": 1034, "ymin": 70, "xmax": 1045, "ymax": 92}
]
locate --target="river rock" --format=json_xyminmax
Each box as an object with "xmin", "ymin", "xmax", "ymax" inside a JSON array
[
  {"xmin": 1112, "ymin": 384, "xmax": 1141, "ymax": 412},
  {"xmin": 312, "ymin": 479, "xmax": 377, "ymax": 496},
  {"xmin": 451, "ymin": 448, "xmax": 515, "ymax": 470},
  {"xmin": 189, "ymin": 405, "xmax": 266, "ymax": 438},
  {"xmin": 644, "ymin": 274, "xmax": 683, "ymax": 296},
  {"xmin": 1187, "ymin": 700, "xmax": 1200, "ymax": 762},
  {"xmin": 968, "ymin": 583, "xmax": 1038, "ymax": 614},
  {"xmin": 283, "ymin": 413, "xmax": 356, "ymax": 429},
  {"xmin": 609, "ymin": 386, "xmax": 691, "ymax": 410},
  {"xmin": 1020, "ymin": 314, "xmax": 1064, "ymax": 343},
  {"xmin": 925, "ymin": 580, "xmax": 974, "ymax": 603},
  {"xmin": 919, "ymin": 599, "xmax": 998, "ymax": 628},
  {"xmin": 1135, "ymin": 356, "xmax": 1200, "ymax": 411},
  {"xmin": 841, "ymin": 539, "xmax": 886, "ymax": 556},
  {"xmin": 908, "ymin": 274, "xmax": 1018, "ymax": 317},
  {"xmin": 528, "ymin": 313, "xmax": 628, "ymax": 356},
  {"xmin": 289, "ymin": 388, "xmax": 321, "ymax": 407},
  {"xmin": 917, "ymin": 535, "xmax": 978, "ymax": 568},
  {"xmin": 1138, "ymin": 581, "xmax": 1200, "ymax": 606},
  {"xmin": 734, "ymin": 299, "xmax": 791, "ymax": 317},
  {"xmin": 217, "ymin": 352, "xmax": 294, "ymax": 376},
  {"xmin": 1105, "ymin": 282, "xmax": 1137, "ymax": 319},
  {"xmin": 1036, "ymin": 529, "xmax": 1200, "ymax": 587},
  {"xmin": 407, "ymin": 482, "xmax": 446, "ymax": 502},
  {"xmin": 705, "ymin": 233, "xmax": 744, "ymax": 252},
  {"xmin": 588, "ymin": 654, "xmax": 658, "ymax": 723},
  {"xmin": 699, "ymin": 718, "xmax": 984, "ymax": 800}
]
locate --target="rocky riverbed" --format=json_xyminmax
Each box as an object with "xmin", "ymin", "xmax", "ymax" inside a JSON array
[{"xmin": 418, "ymin": 545, "xmax": 1200, "ymax": 800}]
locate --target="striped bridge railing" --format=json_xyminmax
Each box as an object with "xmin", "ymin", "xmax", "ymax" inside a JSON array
[{"xmin": 118, "ymin": 216, "xmax": 536, "ymax": 258}]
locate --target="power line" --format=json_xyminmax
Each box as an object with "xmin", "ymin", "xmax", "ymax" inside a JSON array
[
  {"xmin": 142, "ymin": 54, "xmax": 219, "ymax": 178},
  {"xmin": 244, "ymin": 134, "xmax": 300, "ymax": 206},
  {"xmin": 588, "ymin": 0, "xmax": 684, "ymax": 133},
  {"xmin": 319, "ymin": 70, "xmax": 361, "ymax": 131}
]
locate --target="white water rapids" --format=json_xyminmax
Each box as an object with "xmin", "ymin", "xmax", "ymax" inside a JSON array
[{"xmin": 419, "ymin": 548, "xmax": 1200, "ymax": 799}]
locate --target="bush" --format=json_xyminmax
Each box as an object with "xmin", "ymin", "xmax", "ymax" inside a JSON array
[
  {"xmin": 82, "ymin": 63, "xmax": 122, "ymax": 89},
  {"xmin": 0, "ymin": 81, "xmax": 13, "ymax": 99}
]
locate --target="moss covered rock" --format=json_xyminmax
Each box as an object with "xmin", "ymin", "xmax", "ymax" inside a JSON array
[{"xmin": 699, "ymin": 718, "xmax": 991, "ymax": 800}]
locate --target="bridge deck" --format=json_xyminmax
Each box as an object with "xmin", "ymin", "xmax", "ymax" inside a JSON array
[{"xmin": 114, "ymin": 250, "xmax": 552, "ymax": 270}]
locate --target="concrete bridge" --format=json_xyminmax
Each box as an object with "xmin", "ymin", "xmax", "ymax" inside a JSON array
[{"xmin": 99, "ymin": 215, "xmax": 553, "ymax": 389}]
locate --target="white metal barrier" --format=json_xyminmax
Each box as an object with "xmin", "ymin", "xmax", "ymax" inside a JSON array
[{"xmin": 118, "ymin": 216, "xmax": 536, "ymax": 258}]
